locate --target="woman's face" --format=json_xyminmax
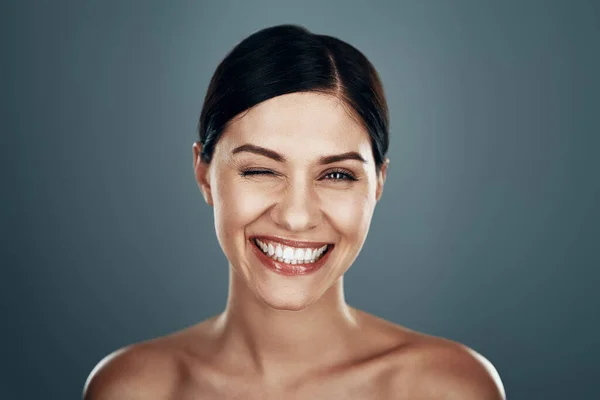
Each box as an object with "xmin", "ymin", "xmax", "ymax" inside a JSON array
[{"xmin": 194, "ymin": 92, "xmax": 387, "ymax": 311}]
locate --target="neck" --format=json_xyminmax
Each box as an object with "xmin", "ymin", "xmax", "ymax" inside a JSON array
[{"xmin": 211, "ymin": 264, "xmax": 360, "ymax": 379}]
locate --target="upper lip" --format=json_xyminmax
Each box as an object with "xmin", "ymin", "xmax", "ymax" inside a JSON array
[{"xmin": 250, "ymin": 235, "xmax": 334, "ymax": 248}]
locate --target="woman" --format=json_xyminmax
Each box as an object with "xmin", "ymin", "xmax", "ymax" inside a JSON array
[{"xmin": 84, "ymin": 24, "xmax": 505, "ymax": 399}]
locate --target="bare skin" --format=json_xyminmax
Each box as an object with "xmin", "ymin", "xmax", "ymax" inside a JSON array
[
  {"xmin": 84, "ymin": 92, "xmax": 504, "ymax": 399},
  {"xmin": 83, "ymin": 305, "xmax": 504, "ymax": 399}
]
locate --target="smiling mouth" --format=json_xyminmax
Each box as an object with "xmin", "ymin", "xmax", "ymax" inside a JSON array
[{"xmin": 252, "ymin": 238, "xmax": 332, "ymax": 265}]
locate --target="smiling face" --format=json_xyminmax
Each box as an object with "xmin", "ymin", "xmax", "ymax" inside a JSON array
[{"xmin": 194, "ymin": 92, "xmax": 387, "ymax": 311}]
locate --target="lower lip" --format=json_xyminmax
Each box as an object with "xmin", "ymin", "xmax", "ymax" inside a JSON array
[{"xmin": 250, "ymin": 240, "xmax": 333, "ymax": 276}]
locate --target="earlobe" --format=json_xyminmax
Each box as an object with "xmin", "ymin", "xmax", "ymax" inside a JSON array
[{"xmin": 192, "ymin": 141, "xmax": 214, "ymax": 206}]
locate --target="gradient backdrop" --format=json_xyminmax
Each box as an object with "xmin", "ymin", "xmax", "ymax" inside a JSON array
[{"xmin": 2, "ymin": 0, "xmax": 599, "ymax": 399}]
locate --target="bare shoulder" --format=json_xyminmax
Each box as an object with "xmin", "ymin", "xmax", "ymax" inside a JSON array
[
  {"xmin": 349, "ymin": 309, "xmax": 503, "ymax": 399},
  {"xmin": 82, "ymin": 318, "xmax": 221, "ymax": 400},
  {"xmin": 386, "ymin": 334, "xmax": 506, "ymax": 399},
  {"xmin": 83, "ymin": 339, "xmax": 185, "ymax": 400}
]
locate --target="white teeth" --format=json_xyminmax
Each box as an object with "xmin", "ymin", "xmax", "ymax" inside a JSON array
[
  {"xmin": 267, "ymin": 243, "xmax": 275, "ymax": 256},
  {"xmin": 283, "ymin": 246, "xmax": 294, "ymax": 260},
  {"xmin": 316, "ymin": 245, "xmax": 327, "ymax": 257},
  {"xmin": 254, "ymin": 239, "xmax": 330, "ymax": 265},
  {"xmin": 304, "ymin": 248, "xmax": 313, "ymax": 261}
]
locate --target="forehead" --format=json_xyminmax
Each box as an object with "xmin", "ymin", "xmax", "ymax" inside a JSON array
[{"xmin": 220, "ymin": 92, "xmax": 371, "ymax": 156}]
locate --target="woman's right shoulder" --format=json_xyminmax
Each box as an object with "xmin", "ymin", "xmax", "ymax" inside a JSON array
[{"xmin": 82, "ymin": 341, "xmax": 182, "ymax": 400}]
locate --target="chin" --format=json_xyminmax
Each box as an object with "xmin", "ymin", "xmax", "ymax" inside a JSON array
[{"xmin": 255, "ymin": 287, "xmax": 318, "ymax": 312}]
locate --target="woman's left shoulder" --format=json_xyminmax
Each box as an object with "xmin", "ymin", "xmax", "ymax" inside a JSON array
[{"xmin": 385, "ymin": 333, "xmax": 506, "ymax": 400}]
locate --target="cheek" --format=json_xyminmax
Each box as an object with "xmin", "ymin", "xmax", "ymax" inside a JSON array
[
  {"xmin": 321, "ymin": 186, "xmax": 376, "ymax": 238},
  {"xmin": 212, "ymin": 172, "xmax": 270, "ymax": 234}
]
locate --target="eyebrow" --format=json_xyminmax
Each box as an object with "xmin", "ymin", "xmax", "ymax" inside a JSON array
[{"xmin": 231, "ymin": 144, "xmax": 367, "ymax": 165}]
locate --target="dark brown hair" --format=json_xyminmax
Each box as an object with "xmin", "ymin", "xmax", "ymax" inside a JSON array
[{"xmin": 198, "ymin": 24, "xmax": 389, "ymax": 172}]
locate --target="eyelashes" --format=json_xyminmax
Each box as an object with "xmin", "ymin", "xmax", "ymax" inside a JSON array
[
  {"xmin": 239, "ymin": 169, "xmax": 276, "ymax": 177},
  {"xmin": 239, "ymin": 168, "xmax": 358, "ymax": 182},
  {"xmin": 321, "ymin": 169, "xmax": 358, "ymax": 181}
]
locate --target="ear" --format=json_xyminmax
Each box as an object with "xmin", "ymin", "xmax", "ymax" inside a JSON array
[
  {"xmin": 375, "ymin": 158, "xmax": 389, "ymax": 202},
  {"xmin": 193, "ymin": 141, "xmax": 214, "ymax": 206}
]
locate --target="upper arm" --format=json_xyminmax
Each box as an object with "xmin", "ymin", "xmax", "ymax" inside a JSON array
[
  {"xmin": 464, "ymin": 347, "xmax": 505, "ymax": 400},
  {"xmin": 83, "ymin": 345, "xmax": 179, "ymax": 400}
]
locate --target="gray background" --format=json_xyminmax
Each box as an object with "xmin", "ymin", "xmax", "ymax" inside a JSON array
[{"xmin": 2, "ymin": 0, "xmax": 599, "ymax": 399}]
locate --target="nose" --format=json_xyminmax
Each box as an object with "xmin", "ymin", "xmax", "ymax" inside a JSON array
[{"xmin": 270, "ymin": 177, "xmax": 322, "ymax": 232}]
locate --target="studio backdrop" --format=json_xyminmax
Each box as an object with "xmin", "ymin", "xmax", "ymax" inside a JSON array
[{"xmin": 2, "ymin": 0, "xmax": 598, "ymax": 399}]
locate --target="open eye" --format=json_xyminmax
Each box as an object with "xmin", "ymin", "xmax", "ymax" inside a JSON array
[
  {"xmin": 321, "ymin": 169, "xmax": 358, "ymax": 182},
  {"xmin": 240, "ymin": 168, "xmax": 358, "ymax": 182}
]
